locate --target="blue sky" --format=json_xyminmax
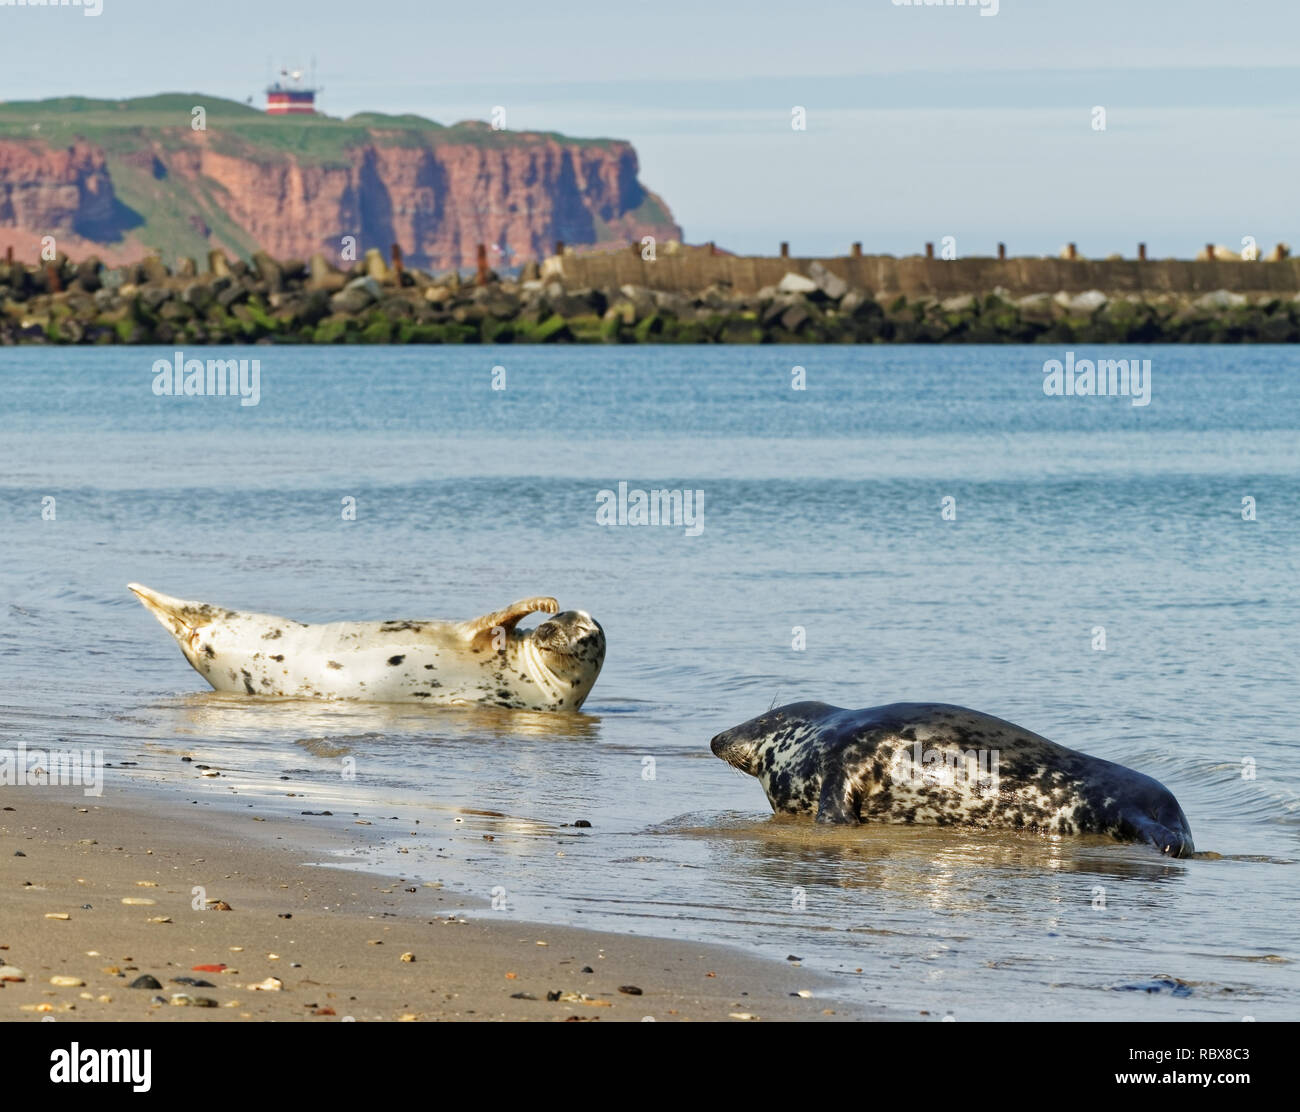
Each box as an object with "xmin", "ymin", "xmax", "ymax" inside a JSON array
[{"xmin": 1, "ymin": 0, "xmax": 1297, "ymax": 257}]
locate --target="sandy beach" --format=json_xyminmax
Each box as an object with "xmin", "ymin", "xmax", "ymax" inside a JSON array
[{"xmin": 0, "ymin": 787, "xmax": 877, "ymax": 1022}]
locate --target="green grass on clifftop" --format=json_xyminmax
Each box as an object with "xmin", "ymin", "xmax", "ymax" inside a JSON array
[{"xmin": 0, "ymin": 94, "xmax": 626, "ymax": 162}]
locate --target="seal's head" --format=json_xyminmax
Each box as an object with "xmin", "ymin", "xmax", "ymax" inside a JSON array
[
  {"xmin": 525, "ymin": 610, "xmax": 606, "ymax": 708},
  {"xmin": 711, "ymin": 701, "xmax": 834, "ymax": 776}
]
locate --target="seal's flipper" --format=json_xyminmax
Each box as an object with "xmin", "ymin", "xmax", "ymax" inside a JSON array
[
  {"xmin": 1137, "ymin": 820, "xmax": 1195, "ymax": 859},
  {"xmin": 457, "ymin": 597, "xmax": 559, "ymax": 650},
  {"xmin": 128, "ymin": 583, "xmax": 205, "ymax": 643},
  {"xmin": 815, "ymin": 775, "xmax": 862, "ymax": 825}
]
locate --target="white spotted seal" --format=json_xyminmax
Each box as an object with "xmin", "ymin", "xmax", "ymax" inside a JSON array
[
  {"xmin": 711, "ymin": 701, "xmax": 1194, "ymax": 857},
  {"xmin": 128, "ymin": 584, "xmax": 605, "ymax": 711}
]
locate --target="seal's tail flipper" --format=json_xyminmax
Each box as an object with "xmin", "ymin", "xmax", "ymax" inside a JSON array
[
  {"xmin": 127, "ymin": 583, "xmax": 205, "ymax": 643},
  {"xmin": 456, "ymin": 597, "xmax": 559, "ymax": 650}
]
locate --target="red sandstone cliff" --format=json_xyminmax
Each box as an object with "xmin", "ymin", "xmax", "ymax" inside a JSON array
[
  {"xmin": 0, "ymin": 139, "xmax": 126, "ymax": 247},
  {"xmin": 0, "ymin": 117, "xmax": 681, "ymax": 270}
]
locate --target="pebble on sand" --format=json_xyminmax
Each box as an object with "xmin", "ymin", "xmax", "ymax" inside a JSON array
[
  {"xmin": 121, "ymin": 897, "xmax": 156, "ymax": 905},
  {"xmin": 44, "ymin": 912, "xmax": 71, "ymax": 920},
  {"xmin": 171, "ymin": 993, "xmax": 218, "ymax": 1007},
  {"xmin": 129, "ymin": 974, "xmax": 162, "ymax": 990},
  {"xmin": 0, "ymin": 966, "xmax": 25, "ymax": 982},
  {"xmin": 249, "ymin": 976, "xmax": 284, "ymax": 992},
  {"xmin": 49, "ymin": 976, "xmax": 85, "ymax": 987},
  {"xmin": 400, "ymin": 952, "xmax": 415, "ymax": 963}
]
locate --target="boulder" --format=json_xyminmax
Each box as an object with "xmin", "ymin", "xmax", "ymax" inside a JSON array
[
  {"xmin": 306, "ymin": 253, "xmax": 345, "ymax": 292},
  {"xmin": 344, "ymin": 275, "xmax": 382, "ymax": 300},
  {"xmin": 780, "ymin": 304, "xmax": 811, "ymax": 332},
  {"xmin": 548, "ymin": 292, "xmax": 589, "ymax": 318},
  {"xmin": 73, "ymin": 256, "xmax": 103, "ymax": 293},
  {"xmin": 940, "ymin": 294, "xmax": 976, "ymax": 313},
  {"xmin": 140, "ymin": 255, "xmax": 169, "ymax": 284},
  {"xmin": 179, "ymin": 282, "xmax": 214, "ymax": 310},
  {"xmin": 777, "ymin": 272, "xmax": 818, "ymax": 295},
  {"xmin": 1193, "ymin": 290, "xmax": 1248, "ymax": 311},
  {"xmin": 330, "ymin": 288, "xmax": 375, "ymax": 315},
  {"xmin": 216, "ymin": 282, "xmax": 250, "ymax": 309},
  {"xmin": 652, "ymin": 291, "xmax": 692, "ymax": 317},
  {"xmin": 1015, "ymin": 292, "xmax": 1056, "ymax": 323},
  {"xmin": 364, "ymin": 248, "xmax": 390, "ymax": 282},
  {"xmin": 1053, "ymin": 289, "xmax": 1107, "ymax": 314},
  {"xmin": 483, "ymin": 292, "xmax": 521, "ymax": 319},
  {"xmin": 839, "ymin": 290, "xmax": 883, "ymax": 320},
  {"xmin": 807, "ymin": 261, "xmax": 848, "ymax": 300},
  {"xmin": 761, "ymin": 295, "xmax": 796, "ymax": 326},
  {"xmin": 604, "ymin": 301, "xmax": 637, "ymax": 326},
  {"xmin": 252, "ymin": 251, "xmax": 283, "ymax": 292}
]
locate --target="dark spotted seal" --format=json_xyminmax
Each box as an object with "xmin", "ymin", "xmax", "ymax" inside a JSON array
[
  {"xmin": 711, "ymin": 701, "xmax": 1194, "ymax": 857},
  {"xmin": 128, "ymin": 583, "xmax": 605, "ymax": 710}
]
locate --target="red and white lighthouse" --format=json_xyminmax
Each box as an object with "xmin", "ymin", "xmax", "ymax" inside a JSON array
[{"xmin": 265, "ymin": 68, "xmax": 318, "ymax": 115}]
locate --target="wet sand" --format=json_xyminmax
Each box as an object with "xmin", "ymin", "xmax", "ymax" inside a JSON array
[{"xmin": 0, "ymin": 788, "xmax": 881, "ymax": 1022}]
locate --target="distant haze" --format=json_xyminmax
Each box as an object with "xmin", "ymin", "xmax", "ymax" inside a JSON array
[{"xmin": 1, "ymin": 0, "xmax": 1296, "ymax": 258}]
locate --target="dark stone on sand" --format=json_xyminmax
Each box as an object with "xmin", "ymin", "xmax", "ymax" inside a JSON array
[
  {"xmin": 1110, "ymin": 976, "xmax": 1192, "ymax": 997},
  {"xmin": 618, "ymin": 985, "xmax": 643, "ymax": 995},
  {"xmin": 171, "ymin": 976, "xmax": 215, "ymax": 987},
  {"xmin": 573, "ymin": 819, "xmax": 592, "ymax": 828},
  {"xmin": 510, "ymin": 992, "xmax": 538, "ymax": 1000},
  {"xmin": 129, "ymin": 974, "xmax": 163, "ymax": 989}
]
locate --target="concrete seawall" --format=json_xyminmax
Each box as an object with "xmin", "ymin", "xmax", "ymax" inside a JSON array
[{"xmin": 554, "ymin": 253, "xmax": 1300, "ymax": 297}]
